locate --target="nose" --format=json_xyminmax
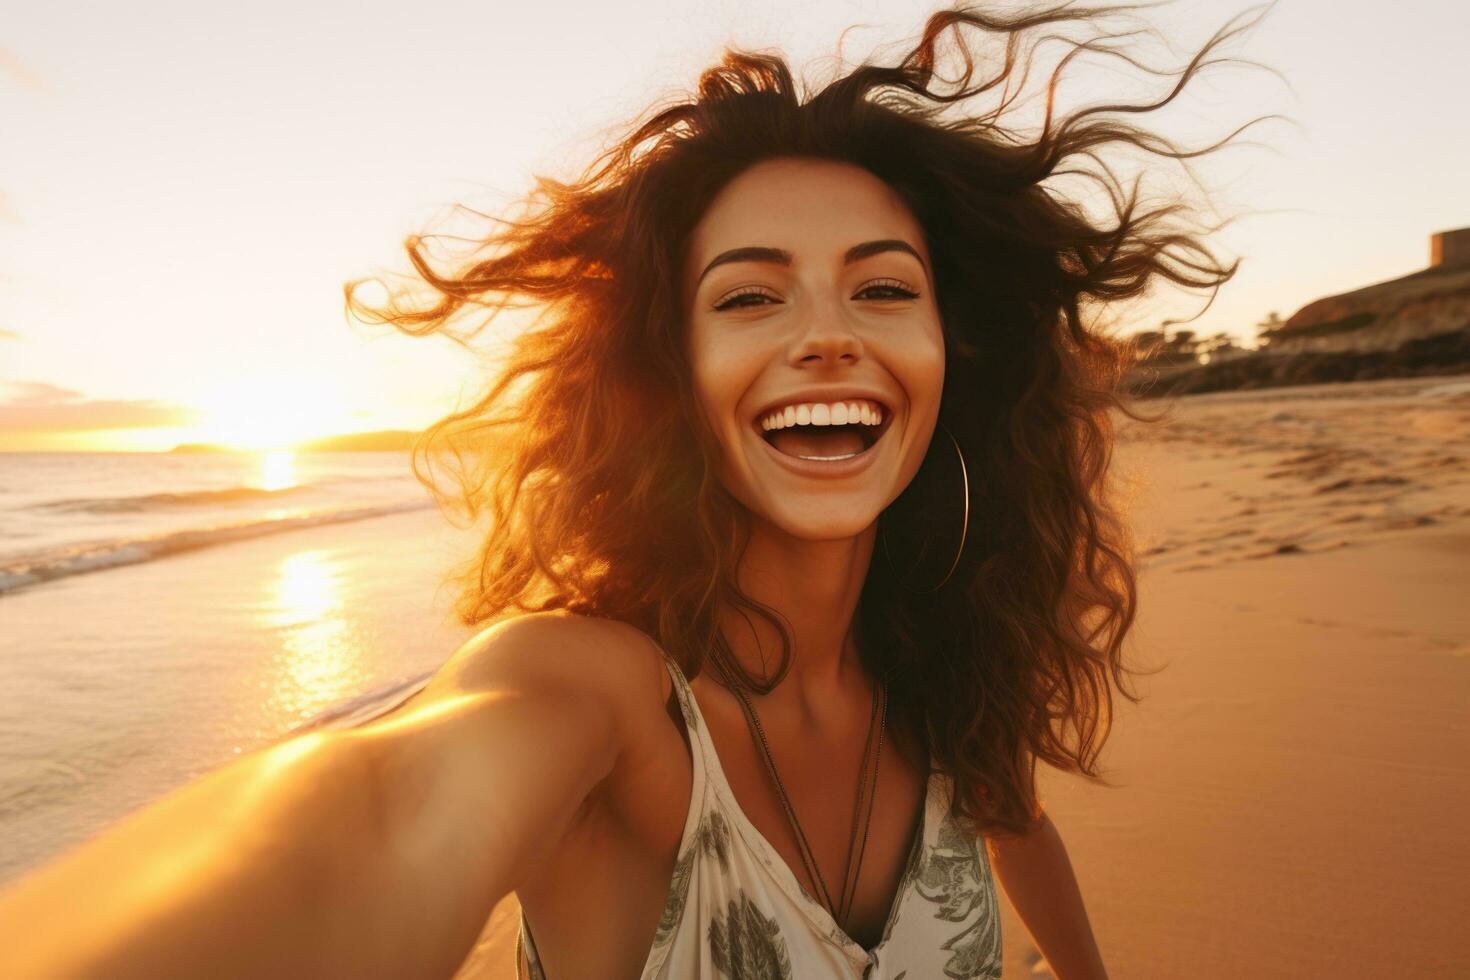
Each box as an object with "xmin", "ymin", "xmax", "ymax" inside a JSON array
[{"xmin": 789, "ymin": 299, "xmax": 863, "ymax": 367}]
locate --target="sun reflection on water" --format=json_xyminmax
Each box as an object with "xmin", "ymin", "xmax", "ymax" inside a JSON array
[
  {"xmin": 257, "ymin": 450, "xmax": 297, "ymax": 492},
  {"xmin": 259, "ymin": 548, "xmax": 370, "ymax": 729}
]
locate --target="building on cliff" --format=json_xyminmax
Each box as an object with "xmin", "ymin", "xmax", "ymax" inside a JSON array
[{"xmin": 1257, "ymin": 227, "xmax": 1470, "ymax": 355}]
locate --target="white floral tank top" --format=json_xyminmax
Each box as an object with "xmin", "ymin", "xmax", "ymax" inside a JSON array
[{"xmin": 516, "ymin": 652, "xmax": 1003, "ymax": 979}]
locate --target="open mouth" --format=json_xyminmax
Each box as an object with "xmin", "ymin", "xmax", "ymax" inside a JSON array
[{"xmin": 753, "ymin": 402, "xmax": 894, "ymax": 462}]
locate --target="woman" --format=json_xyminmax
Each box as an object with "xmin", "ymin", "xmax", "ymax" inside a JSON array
[{"xmin": 0, "ymin": 3, "xmax": 1266, "ymax": 977}]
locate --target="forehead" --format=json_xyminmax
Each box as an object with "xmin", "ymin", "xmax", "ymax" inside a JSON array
[{"xmin": 684, "ymin": 158, "xmax": 929, "ymax": 280}]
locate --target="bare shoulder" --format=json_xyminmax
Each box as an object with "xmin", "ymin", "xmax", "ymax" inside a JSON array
[{"xmin": 422, "ymin": 611, "xmax": 672, "ymax": 742}]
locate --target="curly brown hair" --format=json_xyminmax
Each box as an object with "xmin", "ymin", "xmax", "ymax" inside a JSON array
[{"xmin": 345, "ymin": 2, "xmax": 1278, "ymax": 839}]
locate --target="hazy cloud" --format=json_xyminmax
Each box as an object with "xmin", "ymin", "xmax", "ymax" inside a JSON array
[
  {"xmin": 0, "ymin": 327, "xmax": 20, "ymax": 341},
  {"xmin": 0, "ymin": 380, "xmax": 197, "ymax": 432}
]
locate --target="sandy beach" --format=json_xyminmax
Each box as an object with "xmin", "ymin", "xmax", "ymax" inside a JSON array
[
  {"xmin": 1009, "ymin": 374, "xmax": 1470, "ymax": 977},
  {"xmin": 4, "ymin": 374, "xmax": 1467, "ymax": 977},
  {"xmin": 455, "ymin": 374, "xmax": 1470, "ymax": 978}
]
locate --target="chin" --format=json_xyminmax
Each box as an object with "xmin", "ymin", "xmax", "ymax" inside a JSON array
[{"xmin": 757, "ymin": 505, "xmax": 879, "ymax": 544}]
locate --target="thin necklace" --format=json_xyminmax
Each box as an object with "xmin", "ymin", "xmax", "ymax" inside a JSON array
[{"xmin": 717, "ymin": 656, "xmax": 887, "ymax": 933}]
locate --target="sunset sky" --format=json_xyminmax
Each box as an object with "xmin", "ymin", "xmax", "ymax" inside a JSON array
[{"xmin": 1, "ymin": 0, "xmax": 1466, "ymax": 451}]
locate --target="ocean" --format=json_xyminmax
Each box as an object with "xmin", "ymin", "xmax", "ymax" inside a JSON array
[
  {"xmin": 0, "ymin": 450, "xmax": 435, "ymax": 595},
  {"xmin": 0, "ymin": 451, "xmax": 481, "ymax": 882}
]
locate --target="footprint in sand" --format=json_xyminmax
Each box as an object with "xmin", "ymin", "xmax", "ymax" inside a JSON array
[
  {"xmin": 1381, "ymin": 514, "xmax": 1437, "ymax": 530},
  {"xmin": 1315, "ymin": 475, "xmax": 1411, "ymax": 494}
]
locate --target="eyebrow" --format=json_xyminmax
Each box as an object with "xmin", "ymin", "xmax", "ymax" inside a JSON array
[{"xmin": 694, "ymin": 239, "xmax": 928, "ymax": 289}]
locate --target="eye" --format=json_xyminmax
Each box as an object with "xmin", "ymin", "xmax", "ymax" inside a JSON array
[
  {"xmin": 712, "ymin": 286, "xmax": 780, "ymax": 312},
  {"xmin": 855, "ymin": 278, "xmax": 920, "ymax": 301}
]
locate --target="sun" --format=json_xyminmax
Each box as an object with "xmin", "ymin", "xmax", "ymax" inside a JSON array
[
  {"xmin": 190, "ymin": 373, "xmax": 359, "ymax": 451},
  {"xmin": 198, "ymin": 417, "xmax": 312, "ymax": 451}
]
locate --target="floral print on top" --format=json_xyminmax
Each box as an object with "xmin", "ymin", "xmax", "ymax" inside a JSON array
[{"xmin": 516, "ymin": 651, "xmax": 1003, "ymax": 980}]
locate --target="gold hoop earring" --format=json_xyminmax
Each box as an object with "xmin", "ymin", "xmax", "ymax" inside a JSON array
[{"xmin": 879, "ymin": 421, "xmax": 970, "ymax": 594}]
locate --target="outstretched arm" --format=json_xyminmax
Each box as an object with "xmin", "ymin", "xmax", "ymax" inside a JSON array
[
  {"xmin": 986, "ymin": 808, "xmax": 1109, "ymax": 979},
  {"xmin": 0, "ymin": 611, "xmax": 659, "ymax": 980}
]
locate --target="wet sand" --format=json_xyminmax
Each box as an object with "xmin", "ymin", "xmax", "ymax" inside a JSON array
[{"xmin": 0, "ymin": 505, "xmax": 479, "ymax": 883}]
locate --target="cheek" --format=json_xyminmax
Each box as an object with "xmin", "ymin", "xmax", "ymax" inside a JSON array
[
  {"xmin": 688, "ymin": 327, "xmax": 754, "ymax": 440},
  {"xmin": 687, "ymin": 330, "xmax": 765, "ymax": 507},
  {"xmin": 886, "ymin": 324, "xmax": 947, "ymax": 410}
]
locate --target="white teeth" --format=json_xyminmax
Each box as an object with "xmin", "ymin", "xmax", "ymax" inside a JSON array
[{"xmin": 757, "ymin": 399, "xmax": 888, "ymax": 432}]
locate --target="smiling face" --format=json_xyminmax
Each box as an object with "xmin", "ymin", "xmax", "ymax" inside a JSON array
[{"xmin": 683, "ymin": 157, "xmax": 947, "ymax": 541}]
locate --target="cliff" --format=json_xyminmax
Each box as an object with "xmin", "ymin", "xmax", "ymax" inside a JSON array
[
  {"xmin": 1256, "ymin": 226, "xmax": 1470, "ymax": 356},
  {"xmin": 1259, "ymin": 262, "xmax": 1470, "ymax": 355}
]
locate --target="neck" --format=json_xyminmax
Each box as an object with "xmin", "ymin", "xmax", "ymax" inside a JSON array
[{"xmin": 716, "ymin": 518, "xmax": 876, "ymax": 714}]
